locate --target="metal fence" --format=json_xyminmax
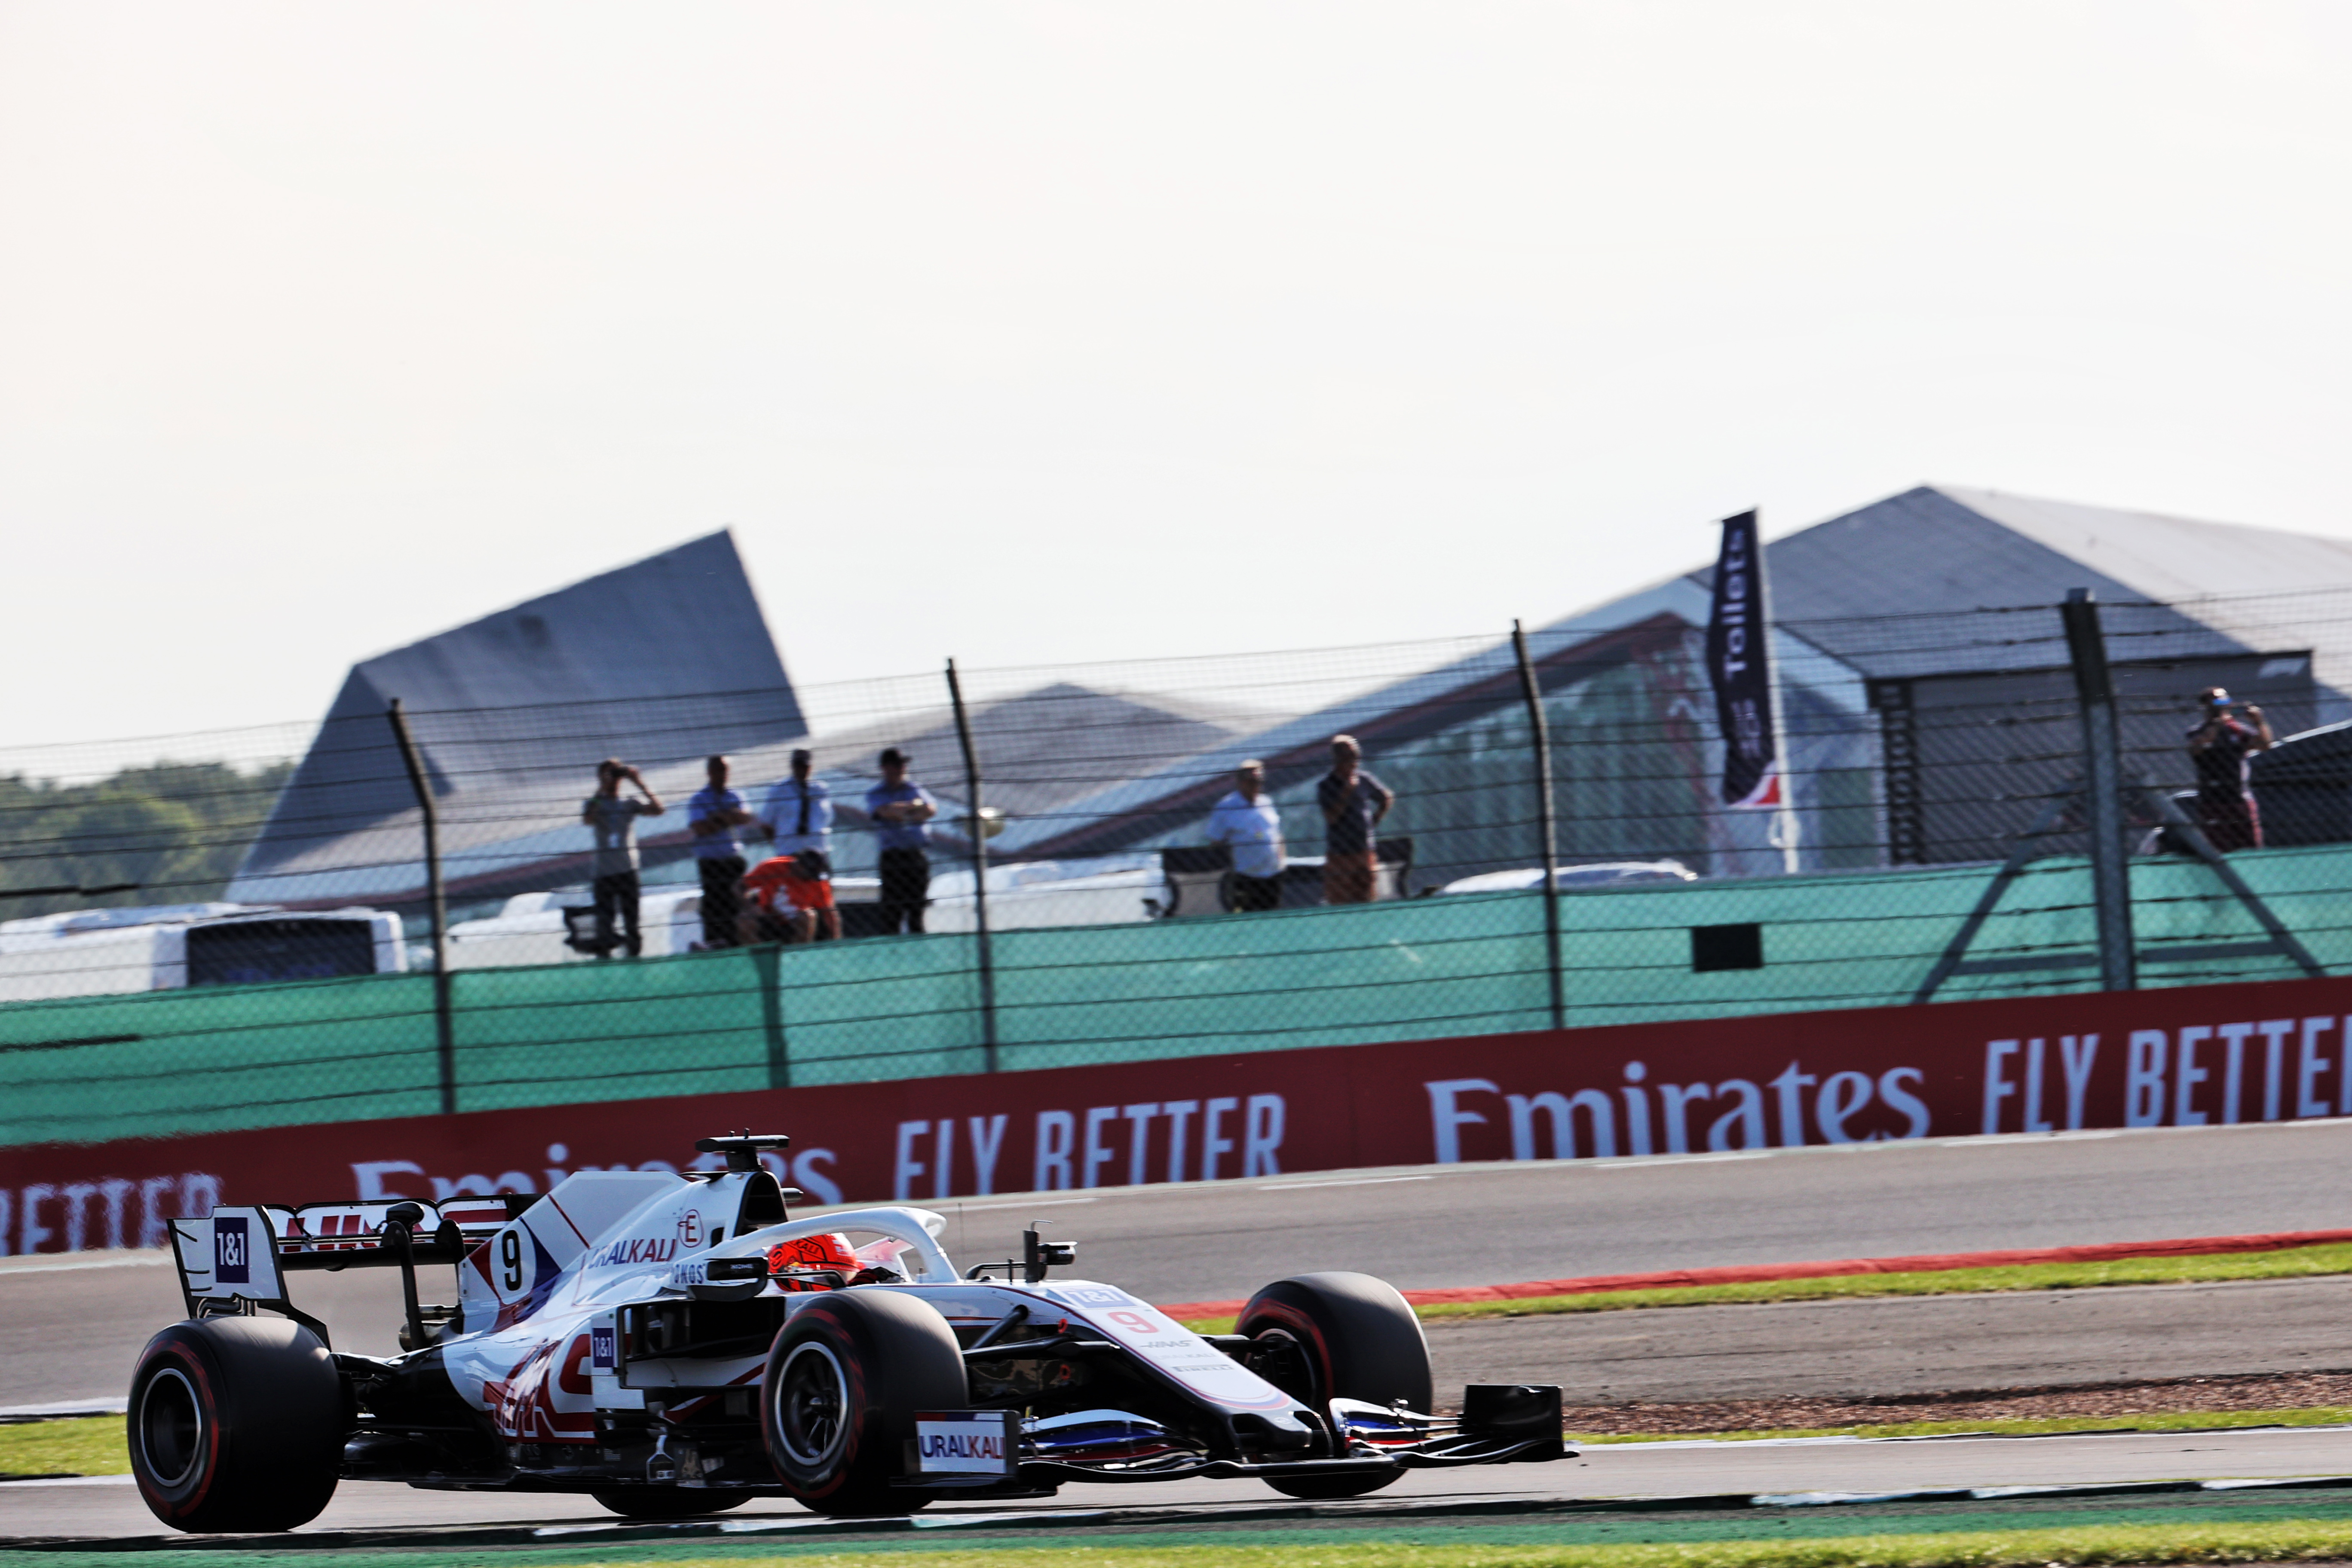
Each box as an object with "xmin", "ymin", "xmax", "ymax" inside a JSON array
[{"xmin": 6, "ymin": 588, "xmax": 2352, "ymax": 1148}]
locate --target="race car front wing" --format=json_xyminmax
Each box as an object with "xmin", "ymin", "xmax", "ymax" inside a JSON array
[{"xmin": 907, "ymin": 1383, "xmax": 1568, "ymax": 1488}]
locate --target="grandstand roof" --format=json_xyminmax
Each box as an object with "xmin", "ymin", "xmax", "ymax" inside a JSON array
[
  {"xmin": 1004, "ymin": 486, "xmax": 2352, "ymax": 861},
  {"xmin": 230, "ymin": 532, "xmax": 805, "ymax": 909}
]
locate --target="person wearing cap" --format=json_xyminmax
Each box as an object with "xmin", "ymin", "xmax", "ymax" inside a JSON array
[
  {"xmin": 755, "ymin": 749, "xmax": 840, "ymax": 942},
  {"xmin": 685, "ymin": 754, "xmax": 754, "ymax": 949},
  {"xmin": 866, "ymin": 748, "xmax": 938, "ymax": 934},
  {"xmin": 1205, "ymin": 760, "xmax": 1287, "ymax": 911},
  {"xmin": 2188, "ymin": 686, "xmax": 2274, "ymax": 851}
]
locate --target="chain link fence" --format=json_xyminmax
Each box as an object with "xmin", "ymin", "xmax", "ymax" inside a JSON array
[{"xmin": 8, "ymin": 589, "xmax": 2352, "ymax": 1147}]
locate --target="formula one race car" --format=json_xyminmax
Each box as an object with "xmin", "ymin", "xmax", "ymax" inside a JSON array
[{"xmin": 130, "ymin": 1133, "xmax": 1565, "ymax": 1531}]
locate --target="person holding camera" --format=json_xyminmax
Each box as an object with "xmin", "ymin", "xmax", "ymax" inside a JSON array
[
  {"xmin": 2188, "ymin": 686, "xmax": 2274, "ymax": 851},
  {"xmin": 582, "ymin": 759, "xmax": 665, "ymax": 957}
]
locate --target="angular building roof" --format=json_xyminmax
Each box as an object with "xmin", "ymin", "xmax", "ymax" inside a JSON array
[
  {"xmin": 230, "ymin": 533, "xmax": 805, "ymax": 909},
  {"xmin": 1706, "ymin": 486, "xmax": 2352, "ymax": 685},
  {"xmin": 1002, "ymin": 486, "xmax": 2352, "ymax": 863}
]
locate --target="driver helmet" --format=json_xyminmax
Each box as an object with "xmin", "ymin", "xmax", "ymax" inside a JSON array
[{"xmin": 767, "ymin": 1231, "xmax": 860, "ymax": 1289}]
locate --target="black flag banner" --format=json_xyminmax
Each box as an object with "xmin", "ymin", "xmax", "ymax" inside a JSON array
[{"xmin": 1705, "ymin": 509, "xmax": 1780, "ymax": 808}]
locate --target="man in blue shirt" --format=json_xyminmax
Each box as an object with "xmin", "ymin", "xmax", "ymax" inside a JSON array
[
  {"xmin": 865, "ymin": 747, "xmax": 937, "ymax": 934},
  {"xmin": 757, "ymin": 748, "xmax": 840, "ymax": 941},
  {"xmin": 686, "ymin": 755, "xmax": 754, "ymax": 949}
]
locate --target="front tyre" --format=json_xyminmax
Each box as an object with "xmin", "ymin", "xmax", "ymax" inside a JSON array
[
  {"xmin": 591, "ymin": 1489, "xmax": 754, "ymax": 1519},
  {"xmin": 1239, "ymin": 1271, "xmax": 1431, "ymax": 1501},
  {"xmin": 127, "ymin": 1317, "xmax": 344, "ymax": 1533},
  {"xmin": 760, "ymin": 1292, "xmax": 968, "ymax": 1516}
]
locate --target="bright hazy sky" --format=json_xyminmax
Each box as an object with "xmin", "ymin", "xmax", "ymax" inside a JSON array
[{"xmin": 5, "ymin": 2, "xmax": 2350, "ymax": 757}]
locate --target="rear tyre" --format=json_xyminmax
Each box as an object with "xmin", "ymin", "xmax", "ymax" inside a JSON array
[
  {"xmin": 1238, "ymin": 1271, "xmax": 1430, "ymax": 1501},
  {"xmin": 760, "ymin": 1292, "xmax": 968, "ymax": 1516},
  {"xmin": 127, "ymin": 1316, "xmax": 344, "ymax": 1533},
  {"xmin": 591, "ymin": 1489, "xmax": 754, "ymax": 1519}
]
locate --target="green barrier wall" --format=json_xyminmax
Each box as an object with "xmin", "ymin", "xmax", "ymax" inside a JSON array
[
  {"xmin": 0, "ymin": 975, "xmax": 443, "ymax": 1145},
  {"xmin": 8, "ymin": 842, "xmax": 2351, "ymax": 1147}
]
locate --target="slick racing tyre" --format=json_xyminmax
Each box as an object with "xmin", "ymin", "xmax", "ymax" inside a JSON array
[
  {"xmin": 591, "ymin": 1488, "xmax": 754, "ymax": 1519},
  {"xmin": 128, "ymin": 1316, "xmax": 344, "ymax": 1533},
  {"xmin": 1238, "ymin": 1271, "xmax": 1431, "ymax": 1500},
  {"xmin": 761, "ymin": 1292, "xmax": 968, "ymax": 1516}
]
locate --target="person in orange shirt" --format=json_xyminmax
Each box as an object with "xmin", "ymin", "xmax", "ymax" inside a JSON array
[{"xmin": 740, "ymin": 853, "xmax": 839, "ymax": 944}]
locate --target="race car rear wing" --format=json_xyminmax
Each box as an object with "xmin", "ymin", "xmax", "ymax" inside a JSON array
[{"xmin": 170, "ymin": 1197, "xmax": 522, "ymax": 1347}]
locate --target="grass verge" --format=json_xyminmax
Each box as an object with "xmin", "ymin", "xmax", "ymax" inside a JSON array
[
  {"xmin": 0, "ymin": 1415, "xmax": 126, "ymax": 1478},
  {"xmin": 509, "ymin": 1519, "xmax": 2352, "ymax": 1568},
  {"xmin": 1176, "ymin": 1242, "xmax": 2352, "ymax": 1334},
  {"xmin": 1571, "ymin": 1405, "xmax": 2352, "ymax": 1444}
]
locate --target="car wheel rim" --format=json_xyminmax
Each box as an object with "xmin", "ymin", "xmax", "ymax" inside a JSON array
[
  {"xmin": 1249, "ymin": 1327, "xmax": 1319, "ymax": 1405},
  {"xmin": 776, "ymin": 1342, "xmax": 848, "ymax": 1467},
  {"xmin": 138, "ymin": 1367, "xmax": 203, "ymax": 1489}
]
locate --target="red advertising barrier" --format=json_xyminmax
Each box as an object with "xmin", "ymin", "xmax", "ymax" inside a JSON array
[{"xmin": 7, "ymin": 973, "xmax": 2352, "ymax": 1256}]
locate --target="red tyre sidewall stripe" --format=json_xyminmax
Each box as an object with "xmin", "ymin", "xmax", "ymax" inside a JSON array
[
  {"xmin": 1240, "ymin": 1298, "xmax": 1334, "ymax": 1401},
  {"xmin": 767, "ymin": 1301, "xmax": 873, "ymax": 1505},
  {"xmin": 133, "ymin": 1339, "xmax": 222, "ymax": 1522}
]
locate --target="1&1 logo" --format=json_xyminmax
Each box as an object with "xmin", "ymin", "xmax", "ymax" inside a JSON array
[{"xmin": 215, "ymin": 1216, "xmax": 251, "ymax": 1285}]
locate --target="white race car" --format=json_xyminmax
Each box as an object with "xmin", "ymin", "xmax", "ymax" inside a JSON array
[{"xmin": 131, "ymin": 1133, "xmax": 1565, "ymax": 1531}]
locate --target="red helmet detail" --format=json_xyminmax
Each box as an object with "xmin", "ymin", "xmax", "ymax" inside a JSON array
[{"xmin": 767, "ymin": 1232, "xmax": 859, "ymax": 1281}]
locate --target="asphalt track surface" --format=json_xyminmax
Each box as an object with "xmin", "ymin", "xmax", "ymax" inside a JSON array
[
  {"xmin": 12, "ymin": 1118, "xmax": 2352, "ymax": 1545},
  {"xmin": 13, "ymin": 1428, "xmax": 2352, "ymax": 1542},
  {"xmin": 12, "ymin": 1119, "xmax": 2352, "ymax": 1407}
]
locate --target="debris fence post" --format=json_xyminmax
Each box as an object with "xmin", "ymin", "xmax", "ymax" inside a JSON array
[
  {"xmin": 1511, "ymin": 621, "xmax": 1566, "ymax": 1031},
  {"xmin": 386, "ymin": 698, "xmax": 457, "ymax": 1113},
  {"xmin": 2059, "ymin": 590, "xmax": 2137, "ymax": 993},
  {"xmin": 946, "ymin": 660, "xmax": 999, "ymax": 1072}
]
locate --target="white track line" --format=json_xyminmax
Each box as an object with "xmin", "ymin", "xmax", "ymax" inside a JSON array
[
  {"xmin": 0, "ymin": 1254, "xmax": 171, "ymax": 1276},
  {"xmin": 1258, "ymin": 1176, "xmax": 1435, "ymax": 1191}
]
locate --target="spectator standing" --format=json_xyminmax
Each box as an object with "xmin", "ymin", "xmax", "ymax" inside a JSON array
[
  {"xmin": 1206, "ymin": 760, "xmax": 1287, "ymax": 911},
  {"xmin": 2188, "ymin": 686, "xmax": 2274, "ymax": 851},
  {"xmin": 582, "ymin": 760, "xmax": 664, "ymax": 958},
  {"xmin": 1316, "ymin": 734, "xmax": 1392, "ymax": 905},
  {"xmin": 866, "ymin": 747, "xmax": 938, "ymax": 934},
  {"xmin": 758, "ymin": 748, "xmax": 839, "ymax": 941},
  {"xmin": 686, "ymin": 755, "xmax": 753, "ymax": 949}
]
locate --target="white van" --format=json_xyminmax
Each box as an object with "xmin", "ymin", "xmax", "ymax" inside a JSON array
[{"xmin": 0, "ymin": 904, "xmax": 406, "ymax": 1002}]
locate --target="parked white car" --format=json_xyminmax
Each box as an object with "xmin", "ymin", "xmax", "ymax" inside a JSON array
[
  {"xmin": 1436, "ymin": 861, "xmax": 1697, "ymax": 895},
  {"xmin": 922, "ymin": 858, "xmax": 1169, "ymax": 933},
  {"xmin": 442, "ymin": 888, "xmax": 707, "ymax": 969}
]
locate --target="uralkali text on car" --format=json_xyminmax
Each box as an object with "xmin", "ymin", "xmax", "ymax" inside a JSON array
[{"xmin": 130, "ymin": 1132, "xmax": 1565, "ymax": 1529}]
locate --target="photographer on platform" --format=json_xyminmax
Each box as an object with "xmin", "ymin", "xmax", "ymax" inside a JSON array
[{"xmin": 2188, "ymin": 686, "xmax": 2274, "ymax": 851}]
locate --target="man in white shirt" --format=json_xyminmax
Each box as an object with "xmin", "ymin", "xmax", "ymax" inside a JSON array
[
  {"xmin": 1205, "ymin": 760, "xmax": 1286, "ymax": 912},
  {"xmin": 756, "ymin": 749, "xmax": 839, "ymax": 941}
]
